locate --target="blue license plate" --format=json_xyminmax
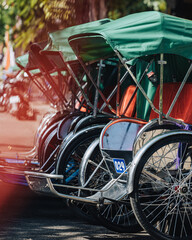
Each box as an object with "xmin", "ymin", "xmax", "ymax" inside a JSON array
[{"xmin": 113, "ymin": 158, "xmax": 127, "ymax": 174}]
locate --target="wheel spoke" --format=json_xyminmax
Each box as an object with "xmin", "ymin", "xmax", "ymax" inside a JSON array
[{"xmin": 132, "ymin": 136, "xmax": 192, "ymax": 239}]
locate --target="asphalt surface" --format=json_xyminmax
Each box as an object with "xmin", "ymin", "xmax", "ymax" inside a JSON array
[
  {"xmin": 0, "ymin": 103, "xmax": 151, "ymax": 240},
  {"xmin": 0, "ymin": 182, "xmax": 152, "ymax": 240}
]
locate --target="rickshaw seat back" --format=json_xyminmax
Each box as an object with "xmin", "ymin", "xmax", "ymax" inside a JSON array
[
  {"xmin": 100, "ymin": 118, "xmax": 144, "ymax": 179},
  {"xmin": 78, "ymin": 85, "xmax": 137, "ymax": 115},
  {"xmin": 150, "ymin": 82, "xmax": 192, "ymax": 124},
  {"xmin": 119, "ymin": 85, "xmax": 137, "ymax": 117}
]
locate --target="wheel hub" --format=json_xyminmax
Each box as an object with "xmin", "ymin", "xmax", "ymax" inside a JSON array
[
  {"xmin": 180, "ymin": 185, "xmax": 188, "ymax": 194},
  {"xmin": 103, "ymin": 174, "xmax": 110, "ymax": 181},
  {"xmin": 173, "ymin": 184, "xmax": 189, "ymax": 195}
]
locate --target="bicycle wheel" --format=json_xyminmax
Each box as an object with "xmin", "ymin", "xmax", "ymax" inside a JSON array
[
  {"xmin": 79, "ymin": 140, "xmax": 141, "ymax": 233},
  {"xmin": 130, "ymin": 134, "xmax": 192, "ymax": 240},
  {"xmin": 40, "ymin": 128, "xmax": 61, "ymax": 171},
  {"xmin": 56, "ymin": 126, "xmax": 103, "ymax": 221}
]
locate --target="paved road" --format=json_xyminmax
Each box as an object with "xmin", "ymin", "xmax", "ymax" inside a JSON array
[
  {"xmin": 0, "ymin": 104, "xmax": 151, "ymax": 239},
  {"xmin": 0, "ymin": 102, "xmax": 52, "ymax": 152},
  {"xmin": 0, "ymin": 182, "xmax": 151, "ymax": 240}
]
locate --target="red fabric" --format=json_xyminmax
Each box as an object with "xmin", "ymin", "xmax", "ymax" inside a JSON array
[
  {"xmin": 77, "ymin": 87, "xmax": 117, "ymax": 113},
  {"xmin": 119, "ymin": 85, "xmax": 137, "ymax": 117},
  {"xmin": 150, "ymin": 83, "xmax": 192, "ymax": 124},
  {"xmin": 78, "ymin": 85, "xmax": 137, "ymax": 116},
  {"xmin": 75, "ymin": 95, "xmax": 87, "ymax": 112}
]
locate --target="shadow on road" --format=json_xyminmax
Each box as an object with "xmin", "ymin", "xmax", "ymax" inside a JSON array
[{"xmin": 0, "ymin": 182, "xmax": 151, "ymax": 240}]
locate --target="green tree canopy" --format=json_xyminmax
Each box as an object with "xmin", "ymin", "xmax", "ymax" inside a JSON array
[
  {"xmin": 0, "ymin": 0, "xmax": 17, "ymax": 43},
  {"xmin": 2, "ymin": 0, "xmax": 167, "ymax": 53}
]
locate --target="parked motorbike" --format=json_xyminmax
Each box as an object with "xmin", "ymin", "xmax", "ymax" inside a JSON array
[{"xmin": 0, "ymin": 75, "xmax": 36, "ymax": 120}]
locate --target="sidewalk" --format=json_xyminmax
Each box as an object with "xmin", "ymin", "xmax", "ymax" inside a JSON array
[{"xmin": 0, "ymin": 102, "xmax": 54, "ymax": 153}]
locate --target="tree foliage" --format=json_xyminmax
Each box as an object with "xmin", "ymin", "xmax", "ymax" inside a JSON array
[
  {"xmin": 6, "ymin": 0, "xmax": 46, "ymax": 50},
  {"xmin": 0, "ymin": 0, "xmax": 17, "ymax": 43},
  {"xmin": 2, "ymin": 0, "xmax": 167, "ymax": 52},
  {"xmin": 107, "ymin": 0, "xmax": 166, "ymax": 19}
]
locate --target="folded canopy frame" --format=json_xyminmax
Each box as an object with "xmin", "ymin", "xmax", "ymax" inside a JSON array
[
  {"xmin": 41, "ymin": 18, "xmax": 132, "ymax": 117},
  {"xmin": 40, "ymin": 49, "xmax": 94, "ymax": 112},
  {"xmin": 29, "ymin": 42, "xmax": 70, "ymax": 111},
  {"xmin": 16, "ymin": 52, "xmax": 61, "ymax": 108},
  {"xmin": 16, "ymin": 42, "xmax": 80, "ymax": 112}
]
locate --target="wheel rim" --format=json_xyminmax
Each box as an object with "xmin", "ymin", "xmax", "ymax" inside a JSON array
[
  {"xmin": 136, "ymin": 139, "xmax": 192, "ymax": 239},
  {"xmin": 64, "ymin": 140, "xmax": 94, "ymax": 188},
  {"xmin": 80, "ymin": 145, "xmax": 139, "ymax": 232}
]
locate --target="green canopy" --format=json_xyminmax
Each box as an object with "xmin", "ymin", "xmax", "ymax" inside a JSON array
[
  {"xmin": 12, "ymin": 63, "xmax": 20, "ymax": 72},
  {"xmin": 16, "ymin": 54, "xmax": 29, "ymax": 69},
  {"xmin": 16, "ymin": 41, "xmax": 48, "ymax": 71},
  {"xmin": 69, "ymin": 11, "xmax": 192, "ymax": 62},
  {"xmin": 43, "ymin": 18, "xmax": 112, "ymax": 62},
  {"xmin": 16, "ymin": 53, "xmax": 40, "ymax": 74}
]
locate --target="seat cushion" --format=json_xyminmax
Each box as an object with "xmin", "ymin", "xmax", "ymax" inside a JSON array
[
  {"xmin": 150, "ymin": 82, "xmax": 192, "ymax": 124},
  {"xmin": 119, "ymin": 85, "xmax": 137, "ymax": 117}
]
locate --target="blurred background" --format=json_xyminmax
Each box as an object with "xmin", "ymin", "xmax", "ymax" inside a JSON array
[
  {"xmin": 0, "ymin": 0, "xmax": 192, "ymax": 76},
  {"xmin": 0, "ymin": 0, "xmax": 192, "ymax": 149}
]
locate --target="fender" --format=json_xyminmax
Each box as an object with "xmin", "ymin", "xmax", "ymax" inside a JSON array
[
  {"xmin": 35, "ymin": 113, "xmax": 55, "ymax": 146},
  {"xmin": 36, "ymin": 111, "xmax": 68, "ymax": 147},
  {"xmin": 132, "ymin": 118, "xmax": 182, "ymax": 156},
  {"xmin": 73, "ymin": 114, "xmax": 112, "ymax": 133},
  {"xmin": 128, "ymin": 130, "xmax": 192, "ymax": 194},
  {"xmin": 38, "ymin": 121, "xmax": 59, "ymax": 155},
  {"xmin": 57, "ymin": 112, "xmax": 85, "ymax": 140},
  {"xmin": 56, "ymin": 124, "xmax": 105, "ymax": 173}
]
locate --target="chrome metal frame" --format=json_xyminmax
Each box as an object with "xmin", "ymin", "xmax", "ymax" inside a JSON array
[
  {"xmin": 25, "ymin": 163, "xmax": 129, "ymax": 204},
  {"xmin": 132, "ymin": 118, "xmax": 183, "ymax": 157},
  {"xmin": 115, "ymin": 50, "xmax": 192, "ymax": 126},
  {"xmin": 128, "ymin": 130, "xmax": 192, "ymax": 194}
]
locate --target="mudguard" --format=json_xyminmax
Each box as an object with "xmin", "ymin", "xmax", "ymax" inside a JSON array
[
  {"xmin": 56, "ymin": 124, "xmax": 105, "ymax": 173},
  {"xmin": 73, "ymin": 114, "xmax": 112, "ymax": 133},
  {"xmin": 128, "ymin": 130, "xmax": 192, "ymax": 194}
]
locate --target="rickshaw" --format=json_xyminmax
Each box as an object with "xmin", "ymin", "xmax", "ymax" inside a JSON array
[
  {"xmin": 1, "ymin": 18, "xmax": 121, "ymax": 221},
  {"xmin": 0, "ymin": 48, "xmax": 70, "ymax": 185},
  {"xmin": 0, "ymin": 18, "xmax": 114, "ymax": 181},
  {"xmin": 22, "ymin": 18, "xmax": 144, "ymax": 230},
  {"xmin": 30, "ymin": 18, "xmax": 120, "ymax": 172},
  {"xmin": 69, "ymin": 11, "xmax": 192, "ymax": 239},
  {"xmin": 24, "ymin": 18, "xmax": 133, "ymax": 222},
  {"xmin": 24, "ymin": 11, "xmax": 192, "ymax": 239}
]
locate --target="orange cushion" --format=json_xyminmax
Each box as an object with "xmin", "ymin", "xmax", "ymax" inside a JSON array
[
  {"xmin": 119, "ymin": 85, "xmax": 137, "ymax": 117},
  {"xmin": 150, "ymin": 83, "xmax": 192, "ymax": 124}
]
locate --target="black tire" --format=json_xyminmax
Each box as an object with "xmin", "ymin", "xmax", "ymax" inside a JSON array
[
  {"xmin": 37, "ymin": 111, "xmax": 69, "ymax": 158},
  {"xmin": 56, "ymin": 126, "xmax": 103, "ymax": 221},
  {"xmin": 130, "ymin": 134, "xmax": 192, "ymax": 240},
  {"xmin": 39, "ymin": 114, "xmax": 83, "ymax": 170},
  {"xmin": 79, "ymin": 142, "xmax": 141, "ymax": 233},
  {"xmin": 40, "ymin": 128, "xmax": 61, "ymax": 171},
  {"xmin": 57, "ymin": 130, "xmax": 102, "ymax": 191},
  {"xmin": 38, "ymin": 122, "xmax": 59, "ymax": 166}
]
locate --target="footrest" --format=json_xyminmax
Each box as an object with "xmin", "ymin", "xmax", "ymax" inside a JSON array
[
  {"xmin": 25, "ymin": 171, "xmax": 128, "ymax": 204},
  {"xmin": 25, "ymin": 171, "xmax": 63, "ymax": 196}
]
